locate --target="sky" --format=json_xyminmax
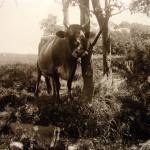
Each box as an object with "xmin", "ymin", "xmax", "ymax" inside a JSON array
[{"xmin": 0, "ymin": 0, "xmax": 150, "ymax": 54}]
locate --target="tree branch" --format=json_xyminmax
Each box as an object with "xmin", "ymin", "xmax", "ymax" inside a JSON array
[
  {"xmin": 89, "ymin": 20, "xmax": 106, "ymax": 51},
  {"xmin": 111, "ymin": 7, "xmax": 129, "ymax": 16}
]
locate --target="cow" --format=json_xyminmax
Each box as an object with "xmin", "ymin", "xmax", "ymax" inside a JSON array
[{"xmin": 35, "ymin": 23, "xmax": 89, "ymax": 101}]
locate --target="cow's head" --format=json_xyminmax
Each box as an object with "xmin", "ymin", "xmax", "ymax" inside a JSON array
[{"xmin": 56, "ymin": 24, "xmax": 89, "ymax": 58}]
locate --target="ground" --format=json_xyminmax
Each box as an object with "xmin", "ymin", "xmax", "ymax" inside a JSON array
[{"xmin": 0, "ymin": 53, "xmax": 149, "ymax": 149}]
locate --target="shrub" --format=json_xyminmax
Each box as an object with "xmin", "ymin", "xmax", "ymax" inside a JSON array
[{"xmin": 0, "ymin": 64, "xmax": 37, "ymax": 91}]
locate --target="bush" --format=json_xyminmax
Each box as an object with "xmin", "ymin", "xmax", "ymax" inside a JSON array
[
  {"xmin": 0, "ymin": 64, "xmax": 37, "ymax": 91},
  {"xmin": 0, "ymin": 55, "xmax": 149, "ymax": 148},
  {"xmin": 112, "ymin": 37, "xmax": 150, "ymax": 141}
]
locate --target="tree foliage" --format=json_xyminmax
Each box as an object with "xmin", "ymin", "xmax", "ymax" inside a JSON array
[
  {"xmin": 40, "ymin": 14, "xmax": 64, "ymax": 35},
  {"xmin": 130, "ymin": 0, "xmax": 150, "ymax": 16},
  {"xmin": 110, "ymin": 22, "xmax": 150, "ymax": 99},
  {"xmin": 108, "ymin": 22, "xmax": 150, "ymax": 56},
  {"xmin": 111, "ymin": 30, "xmax": 133, "ymax": 55}
]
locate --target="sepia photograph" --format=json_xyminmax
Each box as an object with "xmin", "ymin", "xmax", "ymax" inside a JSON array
[{"xmin": 0, "ymin": 0, "xmax": 150, "ymax": 149}]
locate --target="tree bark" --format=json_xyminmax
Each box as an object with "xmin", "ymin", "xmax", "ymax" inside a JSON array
[
  {"xmin": 102, "ymin": 20, "xmax": 110, "ymax": 76},
  {"xmin": 91, "ymin": 0, "xmax": 110, "ymax": 76},
  {"xmin": 79, "ymin": 0, "xmax": 94, "ymax": 102},
  {"xmin": 62, "ymin": 0, "xmax": 69, "ymax": 26}
]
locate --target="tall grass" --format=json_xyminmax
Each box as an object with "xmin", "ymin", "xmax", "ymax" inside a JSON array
[{"xmin": 0, "ymin": 56, "xmax": 149, "ymax": 148}]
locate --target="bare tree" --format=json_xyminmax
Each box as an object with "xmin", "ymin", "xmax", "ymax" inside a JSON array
[
  {"xmin": 91, "ymin": 0, "xmax": 110, "ymax": 76},
  {"xmin": 79, "ymin": 0, "xmax": 94, "ymax": 102}
]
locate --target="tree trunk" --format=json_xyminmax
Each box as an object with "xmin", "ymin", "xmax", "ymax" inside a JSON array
[
  {"xmin": 62, "ymin": 0, "xmax": 69, "ymax": 26},
  {"xmin": 79, "ymin": 0, "xmax": 94, "ymax": 102},
  {"xmin": 102, "ymin": 20, "xmax": 110, "ymax": 76},
  {"xmin": 91, "ymin": 0, "xmax": 110, "ymax": 76}
]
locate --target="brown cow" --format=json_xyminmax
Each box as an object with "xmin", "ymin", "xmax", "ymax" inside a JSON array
[{"xmin": 35, "ymin": 24, "xmax": 89, "ymax": 100}]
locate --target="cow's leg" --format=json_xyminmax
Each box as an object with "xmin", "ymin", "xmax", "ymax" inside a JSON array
[
  {"xmin": 53, "ymin": 75, "xmax": 60, "ymax": 100},
  {"xmin": 45, "ymin": 75, "xmax": 51, "ymax": 95},
  {"xmin": 35, "ymin": 64, "xmax": 42, "ymax": 97},
  {"xmin": 52, "ymin": 79, "xmax": 56, "ymax": 97},
  {"xmin": 67, "ymin": 65, "xmax": 77, "ymax": 101}
]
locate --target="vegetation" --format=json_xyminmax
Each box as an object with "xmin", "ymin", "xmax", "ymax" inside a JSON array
[
  {"xmin": 0, "ymin": 35, "xmax": 150, "ymax": 148},
  {"xmin": 1, "ymin": 1, "xmax": 150, "ymax": 149},
  {"xmin": 40, "ymin": 14, "xmax": 64, "ymax": 35},
  {"xmin": 130, "ymin": 0, "xmax": 150, "ymax": 16}
]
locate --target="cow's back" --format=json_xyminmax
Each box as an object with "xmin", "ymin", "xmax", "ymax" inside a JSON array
[
  {"xmin": 37, "ymin": 36, "xmax": 68, "ymax": 75},
  {"xmin": 38, "ymin": 35, "xmax": 54, "ymax": 55}
]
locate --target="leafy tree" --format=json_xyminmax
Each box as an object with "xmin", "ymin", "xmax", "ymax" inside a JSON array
[
  {"xmin": 119, "ymin": 21, "xmax": 131, "ymax": 29},
  {"xmin": 130, "ymin": 23, "xmax": 150, "ymax": 41},
  {"xmin": 90, "ymin": 0, "xmax": 129, "ymax": 75},
  {"xmin": 109, "ymin": 22, "xmax": 150, "ymax": 56},
  {"xmin": 110, "ymin": 29, "xmax": 134, "ymax": 55},
  {"xmin": 130, "ymin": 0, "xmax": 150, "ymax": 16},
  {"xmin": 111, "ymin": 21, "xmax": 150, "ymax": 92},
  {"xmin": 40, "ymin": 14, "xmax": 64, "ymax": 35}
]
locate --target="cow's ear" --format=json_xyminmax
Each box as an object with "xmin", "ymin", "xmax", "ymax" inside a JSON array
[{"xmin": 56, "ymin": 31, "xmax": 67, "ymax": 38}]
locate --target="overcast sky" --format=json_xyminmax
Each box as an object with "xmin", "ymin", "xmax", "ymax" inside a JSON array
[{"xmin": 0, "ymin": 0, "xmax": 150, "ymax": 54}]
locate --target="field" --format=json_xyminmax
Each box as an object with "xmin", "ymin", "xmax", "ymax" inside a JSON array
[{"xmin": 0, "ymin": 53, "xmax": 149, "ymax": 149}]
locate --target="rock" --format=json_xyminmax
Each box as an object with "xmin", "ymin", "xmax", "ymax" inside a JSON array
[
  {"xmin": 68, "ymin": 145, "xmax": 78, "ymax": 150},
  {"xmin": 67, "ymin": 139, "xmax": 94, "ymax": 150},
  {"xmin": 10, "ymin": 122, "xmax": 63, "ymax": 148},
  {"xmin": 0, "ymin": 111, "xmax": 10, "ymax": 118},
  {"xmin": 10, "ymin": 141, "xmax": 24, "ymax": 150}
]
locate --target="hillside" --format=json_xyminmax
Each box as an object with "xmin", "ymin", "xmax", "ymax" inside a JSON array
[{"xmin": 0, "ymin": 53, "xmax": 37, "ymax": 65}]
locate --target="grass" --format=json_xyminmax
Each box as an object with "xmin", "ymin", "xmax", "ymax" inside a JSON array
[{"xmin": 0, "ymin": 54, "xmax": 149, "ymax": 149}]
